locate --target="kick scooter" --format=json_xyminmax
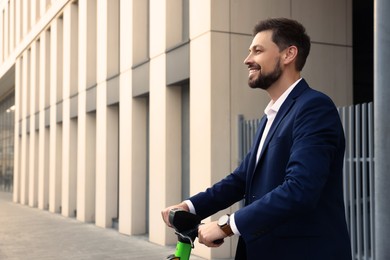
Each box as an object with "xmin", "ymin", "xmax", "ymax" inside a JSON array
[{"xmin": 166, "ymin": 208, "xmax": 223, "ymax": 260}]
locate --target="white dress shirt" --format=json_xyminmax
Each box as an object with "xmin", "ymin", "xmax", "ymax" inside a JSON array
[{"xmin": 255, "ymin": 78, "xmax": 302, "ymax": 164}]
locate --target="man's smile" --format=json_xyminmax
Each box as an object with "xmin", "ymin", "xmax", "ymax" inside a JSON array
[{"xmin": 248, "ymin": 65, "xmax": 261, "ymax": 77}]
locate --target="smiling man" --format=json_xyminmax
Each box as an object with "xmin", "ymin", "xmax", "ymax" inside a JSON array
[{"xmin": 162, "ymin": 18, "xmax": 352, "ymax": 260}]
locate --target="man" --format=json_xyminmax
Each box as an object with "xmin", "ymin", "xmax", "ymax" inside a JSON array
[{"xmin": 162, "ymin": 17, "xmax": 352, "ymax": 260}]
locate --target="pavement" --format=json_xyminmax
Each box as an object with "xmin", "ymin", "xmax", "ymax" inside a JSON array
[{"xmin": 0, "ymin": 191, "xmax": 205, "ymax": 260}]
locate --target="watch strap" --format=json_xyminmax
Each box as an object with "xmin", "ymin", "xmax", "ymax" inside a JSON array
[
  {"xmin": 221, "ymin": 223, "xmax": 234, "ymax": 236},
  {"xmin": 219, "ymin": 215, "xmax": 234, "ymax": 237}
]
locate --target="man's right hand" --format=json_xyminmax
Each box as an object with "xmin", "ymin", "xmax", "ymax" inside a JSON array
[{"xmin": 161, "ymin": 202, "xmax": 190, "ymax": 227}]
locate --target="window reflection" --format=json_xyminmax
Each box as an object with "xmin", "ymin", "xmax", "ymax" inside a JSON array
[{"xmin": 0, "ymin": 92, "xmax": 15, "ymax": 192}]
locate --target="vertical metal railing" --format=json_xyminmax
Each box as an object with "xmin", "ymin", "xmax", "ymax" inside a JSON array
[
  {"xmin": 339, "ymin": 103, "xmax": 375, "ymax": 260},
  {"xmin": 237, "ymin": 102, "xmax": 374, "ymax": 260},
  {"xmin": 237, "ymin": 115, "xmax": 261, "ymax": 164}
]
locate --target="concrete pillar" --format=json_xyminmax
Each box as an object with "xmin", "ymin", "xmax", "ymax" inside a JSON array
[
  {"xmin": 9, "ymin": 0, "xmax": 14, "ymax": 52},
  {"xmin": 20, "ymin": 52, "xmax": 29, "ymax": 205},
  {"xmin": 15, "ymin": 0, "xmax": 21, "ymax": 45},
  {"xmin": 49, "ymin": 116, "xmax": 62, "ymax": 213},
  {"xmin": 189, "ymin": 1, "xmax": 232, "ymax": 258},
  {"xmin": 132, "ymin": 0, "xmax": 148, "ymax": 64},
  {"xmin": 118, "ymin": 0, "xmax": 147, "ymax": 236},
  {"xmin": 13, "ymin": 58, "xmax": 22, "ymax": 203},
  {"xmin": 0, "ymin": 10, "xmax": 3, "ymax": 63},
  {"xmin": 77, "ymin": 0, "xmax": 96, "ymax": 89},
  {"xmin": 28, "ymin": 40, "xmax": 39, "ymax": 207},
  {"xmin": 118, "ymin": 90, "xmax": 148, "ymax": 235},
  {"xmin": 95, "ymin": 0, "xmax": 119, "ymax": 228},
  {"xmin": 40, "ymin": 0, "xmax": 49, "ymax": 17},
  {"xmin": 61, "ymin": 2, "xmax": 78, "ymax": 218},
  {"xmin": 63, "ymin": 2, "xmax": 78, "ymax": 96},
  {"xmin": 35, "ymin": 0, "xmax": 40, "ymax": 21},
  {"xmin": 38, "ymin": 126, "xmax": 50, "ymax": 210},
  {"xmin": 374, "ymin": 0, "xmax": 390, "ymax": 259},
  {"xmin": 77, "ymin": 0, "xmax": 97, "ymax": 223},
  {"xmin": 61, "ymin": 98, "xmax": 77, "ymax": 217},
  {"xmin": 30, "ymin": 0, "xmax": 37, "ymax": 27},
  {"xmin": 76, "ymin": 99, "xmax": 96, "ymax": 222},
  {"xmin": 117, "ymin": 0, "xmax": 133, "ymax": 235},
  {"xmin": 22, "ymin": 0, "xmax": 29, "ymax": 37},
  {"xmin": 96, "ymin": 0, "xmax": 119, "ymax": 83},
  {"xmin": 149, "ymin": 53, "xmax": 182, "ymax": 245},
  {"xmin": 95, "ymin": 96, "xmax": 119, "ymax": 228},
  {"xmin": 49, "ymin": 18, "xmax": 63, "ymax": 213},
  {"xmin": 148, "ymin": 0, "xmax": 182, "ymax": 246},
  {"xmin": 3, "ymin": 1, "xmax": 9, "ymax": 59},
  {"xmin": 38, "ymin": 29, "xmax": 50, "ymax": 210}
]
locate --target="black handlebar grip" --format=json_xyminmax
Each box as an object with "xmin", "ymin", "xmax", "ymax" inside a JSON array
[{"xmin": 213, "ymin": 238, "xmax": 224, "ymax": 245}]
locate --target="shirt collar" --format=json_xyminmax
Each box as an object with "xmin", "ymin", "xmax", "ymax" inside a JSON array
[{"xmin": 264, "ymin": 78, "xmax": 302, "ymax": 118}]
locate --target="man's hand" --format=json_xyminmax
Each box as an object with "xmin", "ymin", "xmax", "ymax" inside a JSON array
[
  {"xmin": 161, "ymin": 202, "xmax": 190, "ymax": 227},
  {"xmin": 198, "ymin": 221, "xmax": 227, "ymax": 248}
]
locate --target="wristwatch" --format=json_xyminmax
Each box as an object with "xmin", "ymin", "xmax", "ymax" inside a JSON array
[{"xmin": 218, "ymin": 214, "xmax": 234, "ymax": 237}]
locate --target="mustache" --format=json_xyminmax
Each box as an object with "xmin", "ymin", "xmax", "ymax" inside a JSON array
[{"xmin": 248, "ymin": 64, "xmax": 261, "ymax": 70}]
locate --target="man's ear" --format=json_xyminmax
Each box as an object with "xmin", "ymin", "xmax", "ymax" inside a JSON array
[{"xmin": 283, "ymin": 45, "xmax": 298, "ymax": 65}]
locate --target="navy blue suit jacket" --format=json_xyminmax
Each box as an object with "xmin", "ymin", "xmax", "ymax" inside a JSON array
[{"xmin": 190, "ymin": 79, "xmax": 352, "ymax": 259}]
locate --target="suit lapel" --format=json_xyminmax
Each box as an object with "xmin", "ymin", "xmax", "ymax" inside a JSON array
[
  {"xmin": 256, "ymin": 79, "xmax": 309, "ymax": 164},
  {"xmin": 247, "ymin": 115, "xmax": 267, "ymax": 175}
]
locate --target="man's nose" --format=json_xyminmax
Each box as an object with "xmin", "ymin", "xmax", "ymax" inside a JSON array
[{"xmin": 243, "ymin": 54, "xmax": 252, "ymax": 65}]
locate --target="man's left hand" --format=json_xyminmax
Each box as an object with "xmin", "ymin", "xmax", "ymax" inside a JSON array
[{"xmin": 197, "ymin": 221, "xmax": 227, "ymax": 247}]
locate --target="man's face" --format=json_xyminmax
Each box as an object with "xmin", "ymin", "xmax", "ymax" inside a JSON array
[{"xmin": 244, "ymin": 30, "xmax": 283, "ymax": 90}]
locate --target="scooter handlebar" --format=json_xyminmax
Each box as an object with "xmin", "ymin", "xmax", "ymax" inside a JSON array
[{"xmin": 168, "ymin": 209, "xmax": 224, "ymax": 245}]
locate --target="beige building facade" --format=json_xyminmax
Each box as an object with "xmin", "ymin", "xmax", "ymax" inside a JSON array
[{"xmin": 0, "ymin": 0, "xmax": 352, "ymax": 258}]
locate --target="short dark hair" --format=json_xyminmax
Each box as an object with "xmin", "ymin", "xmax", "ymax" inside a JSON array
[{"xmin": 253, "ymin": 18, "xmax": 311, "ymax": 71}]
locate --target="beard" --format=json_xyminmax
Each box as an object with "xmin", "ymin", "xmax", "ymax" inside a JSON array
[{"xmin": 248, "ymin": 59, "xmax": 282, "ymax": 90}]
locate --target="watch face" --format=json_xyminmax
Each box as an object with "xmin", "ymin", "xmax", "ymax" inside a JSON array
[{"xmin": 218, "ymin": 215, "xmax": 229, "ymax": 226}]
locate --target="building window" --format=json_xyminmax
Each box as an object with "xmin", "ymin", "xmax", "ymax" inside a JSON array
[{"xmin": 0, "ymin": 91, "xmax": 15, "ymax": 192}]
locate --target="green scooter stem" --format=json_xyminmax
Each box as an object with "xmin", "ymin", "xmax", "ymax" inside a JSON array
[
  {"xmin": 175, "ymin": 241, "xmax": 192, "ymax": 259},
  {"xmin": 166, "ymin": 241, "xmax": 192, "ymax": 260}
]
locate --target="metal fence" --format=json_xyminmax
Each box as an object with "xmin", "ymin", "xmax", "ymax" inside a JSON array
[{"xmin": 237, "ymin": 102, "xmax": 374, "ymax": 260}]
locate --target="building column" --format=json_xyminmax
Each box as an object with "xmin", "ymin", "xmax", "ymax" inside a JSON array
[
  {"xmin": 10, "ymin": 0, "xmax": 15, "ymax": 52},
  {"xmin": 14, "ymin": 0, "xmax": 22, "ymax": 45},
  {"xmin": 374, "ymin": 0, "xmax": 390, "ymax": 259},
  {"xmin": 30, "ymin": 0, "xmax": 38, "ymax": 27},
  {"xmin": 0, "ymin": 10, "xmax": 3, "ymax": 63},
  {"xmin": 117, "ymin": 0, "xmax": 133, "ymax": 235},
  {"xmin": 188, "ymin": 1, "xmax": 232, "ymax": 259},
  {"xmin": 20, "ymin": 52, "xmax": 29, "ymax": 205},
  {"xmin": 76, "ymin": 98, "xmax": 96, "ymax": 222},
  {"xmin": 61, "ymin": 2, "xmax": 78, "ymax": 218},
  {"xmin": 49, "ymin": 112, "xmax": 62, "ymax": 213},
  {"xmin": 28, "ymin": 40, "xmax": 39, "ymax": 207},
  {"xmin": 38, "ymin": 29, "xmax": 50, "ymax": 210},
  {"xmin": 118, "ymin": 0, "xmax": 147, "ymax": 236},
  {"xmin": 95, "ymin": 0, "xmax": 119, "ymax": 228},
  {"xmin": 9, "ymin": 0, "xmax": 15, "ymax": 52},
  {"xmin": 13, "ymin": 58, "xmax": 22, "ymax": 203},
  {"xmin": 77, "ymin": 93, "xmax": 96, "ymax": 222},
  {"xmin": 22, "ymin": 0, "xmax": 29, "ymax": 38},
  {"xmin": 77, "ymin": 0, "xmax": 97, "ymax": 223},
  {"xmin": 40, "ymin": 0, "xmax": 48, "ymax": 15},
  {"xmin": 96, "ymin": 91, "xmax": 119, "ymax": 228},
  {"xmin": 61, "ymin": 97, "xmax": 77, "ymax": 217},
  {"xmin": 3, "ymin": 1, "xmax": 9, "ymax": 59},
  {"xmin": 118, "ymin": 89, "xmax": 148, "ymax": 235},
  {"xmin": 49, "ymin": 18, "xmax": 63, "ymax": 213},
  {"xmin": 148, "ymin": 0, "xmax": 181, "ymax": 246}
]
